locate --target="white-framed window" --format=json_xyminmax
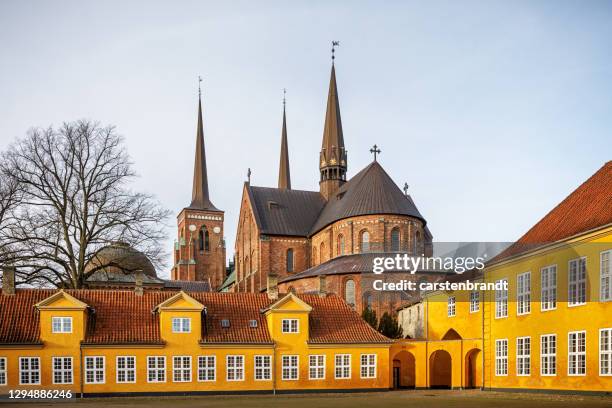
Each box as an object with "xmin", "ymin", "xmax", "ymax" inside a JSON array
[
  {"xmin": 171, "ymin": 317, "xmax": 191, "ymax": 333},
  {"xmin": 19, "ymin": 357, "xmax": 40, "ymax": 385},
  {"xmin": 447, "ymin": 296, "xmax": 456, "ymax": 317},
  {"xmin": 254, "ymin": 355, "xmax": 271, "ymax": 381},
  {"xmin": 495, "ymin": 339, "xmax": 508, "ymax": 376},
  {"xmin": 334, "ymin": 354, "xmax": 351, "ymax": 379},
  {"xmin": 198, "ymin": 356, "xmax": 215, "ymax": 382},
  {"xmin": 541, "ymin": 265, "xmax": 557, "ymax": 311},
  {"xmin": 360, "ymin": 354, "xmax": 376, "ymax": 378},
  {"xmin": 600, "ymin": 328, "xmax": 612, "ymax": 376},
  {"xmin": 601, "ymin": 250, "xmax": 611, "ymax": 301},
  {"xmin": 281, "ymin": 319, "xmax": 299, "ymax": 333},
  {"xmin": 569, "ymin": 257, "xmax": 587, "ymax": 306},
  {"xmin": 52, "ymin": 357, "xmax": 73, "ymax": 384},
  {"xmin": 147, "ymin": 356, "xmax": 166, "ymax": 383},
  {"xmin": 116, "ymin": 356, "xmax": 136, "ymax": 383},
  {"xmin": 516, "ymin": 337, "xmax": 530, "ymax": 376},
  {"xmin": 495, "ymin": 279, "xmax": 508, "ymax": 318},
  {"xmin": 469, "ymin": 291, "xmax": 479, "ymax": 313},
  {"xmin": 51, "ymin": 317, "xmax": 72, "ymax": 333},
  {"xmin": 517, "ymin": 272, "xmax": 531, "ymax": 315},
  {"xmin": 84, "ymin": 356, "xmax": 105, "ymax": 384},
  {"xmin": 540, "ymin": 334, "xmax": 556, "ymax": 376},
  {"xmin": 226, "ymin": 355, "xmax": 244, "ymax": 381},
  {"xmin": 282, "ymin": 355, "xmax": 299, "ymax": 380},
  {"xmin": 308, "ymin": 355, "xmax": 325, "ymax": 380},
  {"xmin": 0, "ymin": 357, "xmax": 6, "ymax": 385},
  {"xmin": 172, "ymin": 356, "xmax": 191, "ymax": 382},
  {"xmin": 568, "ymin": 331, "xmax": 586, "ymax": 376}
]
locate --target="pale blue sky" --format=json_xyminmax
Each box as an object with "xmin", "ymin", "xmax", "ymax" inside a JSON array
[{"xmin": 1, "ymin": 1, "xmax": 611, "ymax": 278}]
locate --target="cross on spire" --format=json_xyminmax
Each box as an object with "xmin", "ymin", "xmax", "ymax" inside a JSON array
[
  {"xmin": 403, "ymin": 182, "xmax": 409, "ymax": 196},
  {"xmin": 370, "ymin": 144, "xmax": 381, "ymax": 161},
  {"xmin": 331, "ymin": 40, "xmax": 340, "ymax": 63},
  {"xmin": 283, "ymin": 88, "xmax": 286, "ymax": 107}
]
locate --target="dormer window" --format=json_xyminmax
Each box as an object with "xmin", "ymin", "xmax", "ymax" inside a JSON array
[
  {"xmin": 51, "ymin": 317, "xmax": 72, "ymax": 333},
  {"xmin": 281, "ymin": 318, "xmax": 299, "ymax": 333},
  {"xmin": 171, "ymin": 317, "xmax": 191, "ymax": 333},
  {"xmin": 221, "ymin": 319, "xmax": 231, "ymax": 328},
  {"xmin": 249, "ymin": 319, "xmax": 258, "ymax": 328}
]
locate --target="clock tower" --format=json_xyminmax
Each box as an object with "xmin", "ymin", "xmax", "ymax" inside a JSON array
[{"xmin": 171, "ymin": 90, "xmax": 226, "ymax": 290}]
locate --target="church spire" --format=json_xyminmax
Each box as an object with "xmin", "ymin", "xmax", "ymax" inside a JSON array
[
  {"xmin": 278, "ymin": 89, "xmax": 291, "ymax": 190},
  {"xmin": 189, "ymin": 80, "xmax": 219, "ymax": 211}
]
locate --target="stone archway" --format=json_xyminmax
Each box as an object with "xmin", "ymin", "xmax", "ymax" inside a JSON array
[
  {"xmin": 392, "ymin": 350, "xmax": 416, "ymax": 389},
  {"xmin": 429, "ymin": 350, "xmax": 452, "ymax": 389},
  {"xmin": 465, "ymin": 348, "xmax": 481, "ymax": 389}
]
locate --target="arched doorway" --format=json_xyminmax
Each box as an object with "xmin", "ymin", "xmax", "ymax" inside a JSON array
[
  {"xmin": 465, "ymin": 348, "xmax": 481, "ymax": 389},
  {"xmin": 429, "ymin": 350, "xmax": 452, "ymax": 389},
  {"xmin": 392, "ymin": 351, "xmax": 415, "ymax": 389}
]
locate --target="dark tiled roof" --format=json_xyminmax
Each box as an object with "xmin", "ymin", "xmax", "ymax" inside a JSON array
[
  {"xmin": 491, "ymin": 161, "xmax": 612, "ymax": 263},
  {"xmin": 247, "ymin": 186, "xmax": 326, "ymax": 236},
  {"xmin": 163, "ymin": 280, "xmax": 211, "ymax": 292},
  {"xmin": 310, "ymin": 161, "xmax": 426, "ymax": 234},
  {"xmin": 219, "ymin": 270, "xmax": 236, "ymax": 291},
  {"xmin": 0, "ymin": 289, "xmax": 390, "ymax": 345}
]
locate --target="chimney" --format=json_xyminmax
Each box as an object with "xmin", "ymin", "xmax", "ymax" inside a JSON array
[
  {"xmin": 267, "ymin": 274, "xmax": 278, "ymax": 301},
  {"xmin": 134, "ymin": 271, "xmax": 144, "ymax": 296},
  {"xmin": 2, "ymin": 265, "xmax": 16, "ymax": 296},
  {"xmin": 318, "ymin": 275, "xmax": 327, "ymax": 297}
]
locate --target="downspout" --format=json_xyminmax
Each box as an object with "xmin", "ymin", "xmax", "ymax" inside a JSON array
[
  {"xmin": 425, "ymin": 298, "xmax": 429, "ymax": 389},
  {"xmin": 79, "ymin": 346, "xmax": 84, "ymax": 398},
  {"xmin": 481, "ymin": 287, "xmax": 486, "ymax": 390},
  {"xmin": 272, "ymin": 343, "xmax": 277, "ymax": 395}
]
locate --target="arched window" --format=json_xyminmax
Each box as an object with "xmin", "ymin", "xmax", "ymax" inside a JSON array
[
  {"xmin": 391, "ymin": 228, "xmax": 400, "ymax": 252},
  {"xmin": 198, "ymin": 229, "xmax": 204, "ymax": 251},
  {"xmin": 414, "ymin": 230, "xmax": 421, "ymax": 255},
  {"xmin": 345, "ymin": 279, "xmax": 355, "ymax": 306},
  {"xmin": 360, "ymin": 230, "xmax": 370, "ymax": 253},
  {"xmin": 204, "ymin": 228, "xmax": 210, "ymax": 251},
  {"xmin": 363, "ymin": 291, "xmax": 373, "ymax": 309},
  {"xmin": 320, "ymin": 242, "xmax": 326, "ymax": 263},
  {"xmin": 286, "ymin": 248, "xmax": 294, "ymax": 273},
  {"xmin": 337, "ymin": 234, "xmax": 345, "ymax": 256}
]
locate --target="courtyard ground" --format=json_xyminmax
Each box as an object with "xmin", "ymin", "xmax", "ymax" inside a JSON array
[{"xmin": 1, "ymin": 390, "xmax": 610, "ymax": 408}]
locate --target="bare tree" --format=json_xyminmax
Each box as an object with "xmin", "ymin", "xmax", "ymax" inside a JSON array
[
  {"xmin": 0, "ymin": 120, "xmax": 170, "ymax": 288},
  {"xmin": 0, "ymin": 167, "xmax": 23, "ymax": 269}
]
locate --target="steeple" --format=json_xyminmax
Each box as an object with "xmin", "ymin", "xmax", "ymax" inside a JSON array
[
  {"xmin": 319, "ymin": 42, "xmax": 347, "ymax": 200},
  {"xmin": 189, "ymin": 89, "xmax": 219, "ymax": 211},
  {"xmin": 278, "ymin": 91, "xmax": 291, "ymax": 190}
]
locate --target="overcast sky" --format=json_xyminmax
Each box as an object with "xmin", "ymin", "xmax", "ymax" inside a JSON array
[{"xmin": 1, "ymin": 1, "xmax": 611, "ymax": 279}]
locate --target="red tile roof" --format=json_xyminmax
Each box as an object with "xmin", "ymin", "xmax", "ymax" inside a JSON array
[
  {"xmin": 0, "ymin": 289, "xmax": 390, "ymax": 345},
  {"xmin": 492, "ymin": 161, "xmax": 612, "ymax": 263}
]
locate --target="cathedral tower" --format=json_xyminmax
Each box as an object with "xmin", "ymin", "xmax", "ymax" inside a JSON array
[{"xmin": 172, "ymin": 88, "xmax": 226, "ymax": 289}]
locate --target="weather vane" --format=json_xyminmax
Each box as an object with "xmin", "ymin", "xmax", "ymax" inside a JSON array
[
  {"xmin": 403, "ymin": 183, "xmax": 409, "ymax": 196},
  {"xmin": 198, "ymin": 75, "xmax": 203, "ymax": 97},
  {"xmin": 283, "ymin": 88, "xmax": 286, "ymax": 107},
  {"xmin": 247, "ymin": 168, "xmax": 251, "ymax": 184},
  {"xmin": 331, "ymin": 41, "xmax": 340, "ymax": 62},
  {"xmin": 370, "ymin": 144, "xmax": 381, "ymax": 161}
]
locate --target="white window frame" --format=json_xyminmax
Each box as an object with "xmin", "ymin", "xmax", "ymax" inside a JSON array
[
  {"xmin": 601, "ymin": 250, "xmax": 611, "ymax": 302},
  {"xmin": 281, "ymin": 319, "xmax": 299, "ymax": 333},
  {"xmin": 254, "ymin": 355, "xmax": 271, "ymax": 381},
  {"xmin": 334, "ymin": 354, "xmax": 351, "ymax": 379},
  {"xmin": 84, "ymin": 356, "xmax": 105, "ymax": 384},
  {"xmin": 360, "ymin": 354, "xmax": 377, "ymax": 379},
  {"xmin": 52, "ymin": 357, "xmax": 73, "ymax": 384},
  {"xmin": 568, "ymin": 257, "xmax": 587, "ymax": 307},
  {"xmin": 447, "ymin": 296, "xmax": 456, "ymax": 317},
  {"xmin": 19, "ymin": 357, "xmax": 41, "ymax": 385},
  {"xmin": 198, "ymin": 355, "xmax": 216, "ymax": 382},
  {"xmin": 540, "ymin": 334, "xmax": 557, "ymax": 376},
  {"xmin": 469, "ymin": 291, "xmax": 479, "ymax": 313},
  {"xmin": 172, "ymin": 356, "xmax": 192, "ymax": 382},
  {"xmin": 308, "ymin": 355, "xmax": 325, "ymax": 380},
  {"xmin": 116, "ymin": 356, "xmax": 136, "ymax": 383},
  {"xmin": 540, "ymin": 265, "xmax": 557, "ymax": 311},
  {"xmin": 568, "ymin": 331, "xmax": 586, "ymax": 376},
  {"xmin": 517, "ymin": 272, "xmax": 531, "ymax": 315},
  {"xmin": 516, "ymin": 337, "xmax": 531, "ymax": 376},
  {"xmin": 600, "ymin": 328, "xmax": 612, "ymax": 376},
  {"xmin": 171, "ymin": 317, "xmax": 191, "ymax": 333},
  {"xmin": 495, "ymin": 279, "xmax": 508, "ymax": 318},
  {"xmin": 51, "ymin": 317, "xmax": 72, "ymax": 333},
  {"xmin": 0, "ymin": 357, "xmax": 6, "ymax": 386},
  {"xmin": 147, "ymin": 356, "xmax": 166, "ymax": 383},
  {"xmin": 495, "ymin": 339, "xmax": 508, "ymax": 376},
  {"xmin": 226, "ymin": 355, "xmax": 244, "ymax": 381},
  {"xmin": 281, "ymin": 355, "xmax": 299, "ymax": 380}
]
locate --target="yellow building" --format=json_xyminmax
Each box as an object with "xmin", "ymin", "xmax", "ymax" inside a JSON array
[
  {"xmin": 391, "ymin": 161, "xmax": 612, "ymax": 394},
  {"xmin": 0, "ymin": 284, "xmax": 391, "ymax": 397}
]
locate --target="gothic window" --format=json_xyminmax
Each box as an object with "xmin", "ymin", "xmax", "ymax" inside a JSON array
[
  {"xmin": 198, "ymin": 229, "xmax": 204, "ymax": 251},
  {"xmin": 286, "ymin": 249, "xmax": 294, "ymax": 273},
  {"xmin": 345, "ymin": 279, "xmax": 355, "ymax": 306},
  {"xmin": 363, "ymin": 291, "xmax": 373, "ymax": 309},
  {"xmin": 391, "ymin": 228, "xmax": 400, "ymax": 252},
  {"xmin": 204, "ymin": 228, "xmax": 210, "ymax": 251},
  {"xmin": 413, "ymin": 230, "xmax": 421, "ymax": 255},
  {"xmin": 360, "ymin": 230, "xmax": 370, "ymax": 253},
  {"xmin": 337, "ymin": 234, "xmax": 345, "ymax": 256},
  {"xmin": 320, "ymin": 242, "xmax": 326, "ymax": 263}
]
